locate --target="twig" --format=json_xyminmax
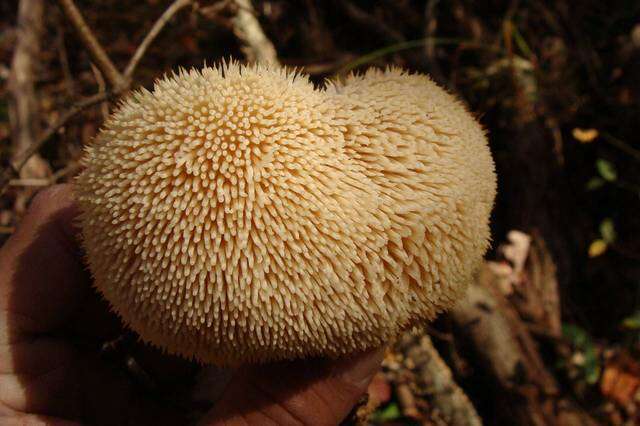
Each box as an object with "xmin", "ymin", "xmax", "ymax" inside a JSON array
[
  {"xmin": 51, "ymin": 162, "xmax": 83, "ymax": 181},
  {"xmin": 0, "ymin": 227, "xmax": 15, "ymax": 234},
  {"xmin": 124, "ymin": 0, "xmax": 193, "ymax": 78},
  {"xmin": 424, "ymin": 0, "xmax": 447, "ymax": 85},
  {"xmin": 601, "ymin": 132, "xmax": 640, "ymax": 163},
  {"xmin": 55, "ymin": 13, "xmax": 75, "ymax": 97},
  {"xmin": 232, "ymin": 0, "xmax": 277, "ymax": 63},
  {"xmin": 57, "ymin": 0, "xmax": 127, "ymax": 89},
  {"xmin": 90, "ymin": 63, "xmax": 109, "ymax": 120},
  {"xmin": 8, "ymin": 162, "xmax": 82, "ymax": 187},
  {"xmin": 8, "ymin": 178, "xmax": 50, "ymax": 187},
  {"xmin": 336, "ymin": 1, "xmax": 404, "ymax": 44}
]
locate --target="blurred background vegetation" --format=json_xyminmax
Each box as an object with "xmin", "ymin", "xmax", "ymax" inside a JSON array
[{"xmin": 1, "ymin": 0, "xmax": 640, "ymax": 424}]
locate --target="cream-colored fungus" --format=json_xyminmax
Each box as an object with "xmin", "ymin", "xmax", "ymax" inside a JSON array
[{"xmin": 76, "ymin": 62, "xmax": 496, "ymax": 365}]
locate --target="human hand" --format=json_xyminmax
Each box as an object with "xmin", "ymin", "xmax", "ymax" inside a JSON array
[{"xmin": 0, "ymin": 184, "xmax": 383, "ymax": 425}]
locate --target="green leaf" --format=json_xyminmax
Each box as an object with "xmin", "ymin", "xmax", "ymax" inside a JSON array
[
  {"xmin": 596, "ymin": 159, "xmax": 617, "ymax": 182},
  {"xmin": 512, "ymin": 24, "xmax": 534, "ymax": 59},
  {"xmin": 622, "ymin": 311, "xmax": 640, "ymax": 329},
  {"xmin": 586, "ymin": 177, "xmax": 605, "ymax": 190},
  {"xmin": 562, "ymin": 323, "xmax": 601, "ymax": 385},
  {"xmin": 583, "ymin": 344, "xmax": 601, "ymax": 384},
  {"xmin": 563, "ymin": 324, "xmax": 588, "ymax": 347},
  {"xmin": 371, "ymin": 402, "xmax": 402, "ymax": 422},
  {"xmin": 599, "ymin": 218, "xmax": 616, "ymax": 244}
]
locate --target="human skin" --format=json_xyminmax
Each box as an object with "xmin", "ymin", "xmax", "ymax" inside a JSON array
[{"xmin": 0, "ymin": 184, "xmax": 383, "ymax": 425}]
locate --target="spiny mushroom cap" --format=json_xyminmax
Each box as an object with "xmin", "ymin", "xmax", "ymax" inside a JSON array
[{"xmin": 76, "ymin": 62, "xmax": 496, "ymax": 365}]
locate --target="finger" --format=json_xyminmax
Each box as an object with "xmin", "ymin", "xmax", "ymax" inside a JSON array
[
  {"xmin": 0, "ymin": 340, "xmax": 187, "ymax": 426},
  {"xmin": 200, "ymin": 348, "xmax": 385, "ymax": 426},
  {"xmin": 0, "ymin": 185, "xmax": 188, "ymax": 425},
  {"xmin": 0, "ymin": 184, "xmax": 124, "ymax": 344},
  {"xmin": 0, "ymin": 412, "xmax": 81, "ymax": 426},
  {"xmin": 0, "ymin": 184, "xmax": 87, "ymax": 339}
]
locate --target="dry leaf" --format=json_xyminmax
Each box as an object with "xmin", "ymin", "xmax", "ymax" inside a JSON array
[
  {"xmin": 572, "ymin": 128, "xmax": 599, "ymax": 143},
  {"xmin": 503, "ymin": 230, "xmax": 531, "ymax": 275},
  {"xmin": 601, "ymin": 352, "xmax": 640, "ymax": 407},
  {"xmin": 492, "ymin": 230, "xmax": 531, "ymax": 294},
  {"xmin": 588, "ymin": 239, "xmax": 608, "ymax": 258}
]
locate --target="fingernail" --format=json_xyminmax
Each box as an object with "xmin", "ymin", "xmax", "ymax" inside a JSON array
[{"xmin": 339, "ymin": 347, "xmax": 385, "ymax": 389}]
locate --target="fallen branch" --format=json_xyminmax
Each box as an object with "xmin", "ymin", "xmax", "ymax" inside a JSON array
[
  {"xmin": 450, "ymin": 264, "xmax": 598, "ymax": 426},
  {"xmin": 395, "ymin": 331, "xmax": 483, "ymax": 425}
]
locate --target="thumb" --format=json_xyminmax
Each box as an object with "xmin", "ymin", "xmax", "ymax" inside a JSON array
[{"xmin": 200, "ymin": 348, "xmax": 385, "ymax": 426}]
